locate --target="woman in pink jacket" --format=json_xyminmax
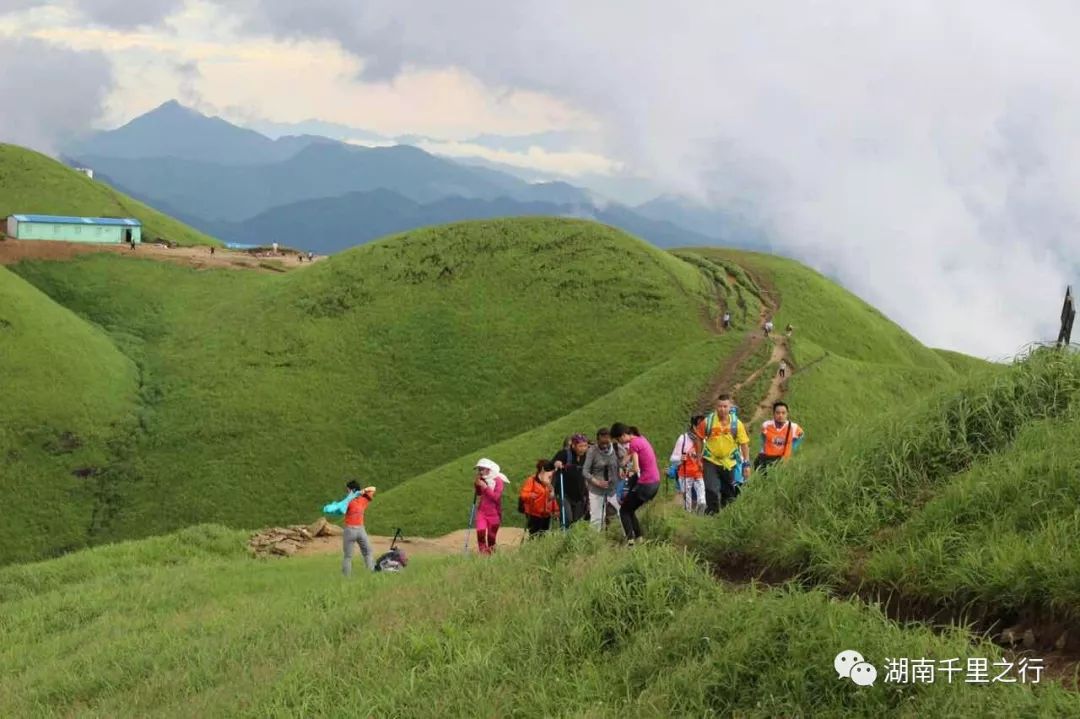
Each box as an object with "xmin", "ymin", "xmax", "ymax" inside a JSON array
[{"xmin": 473, "ymin": 458, "xmax": 508, "ymax": 555}]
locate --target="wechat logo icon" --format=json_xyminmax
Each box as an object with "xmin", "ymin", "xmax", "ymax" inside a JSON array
[{"xmin": 835, "ymin": 650, "xmax": 877, "ymax": 686}]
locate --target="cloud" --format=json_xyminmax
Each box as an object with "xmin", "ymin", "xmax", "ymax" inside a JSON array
[
  {"xmin": 416, "ymin": 140, "xmax": 622, "ymax": 177},
  {"xmin": 0, "ymin": 35, "xmax": 112, "ymax": 154},
  {"xmin": 0, "ymin": 0, "xmax": 40, "ymax": 12},
  {"xmin": 0, "ymin": 0, "xmax": 185, "ymax": 28},
  {"xmin": 77, "ymin": 0, "xmax": 185, "ymax": 28},
  {"xmin": 205, "ymin": 1, "xmax": 1080, "ymax": 358}
]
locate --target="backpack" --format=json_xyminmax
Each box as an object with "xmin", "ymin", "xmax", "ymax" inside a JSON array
[
  {"xmin": 375, "ymin": 548, "xmax": 408, "ymax": 572},
  {"xmin": 703, "ymin": 411, "xmax": 740, "ymax": 452},
  {"xmin": 374, "ymin": 529, "xmax": 408, "ymax": 572}
]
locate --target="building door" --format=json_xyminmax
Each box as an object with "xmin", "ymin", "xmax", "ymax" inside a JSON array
[{"xmin": 124, "ymin": 229, "xmax": 132, "ymax": 244}]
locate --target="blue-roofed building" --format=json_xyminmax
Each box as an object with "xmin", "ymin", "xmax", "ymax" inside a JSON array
[{"xmin": 5, "ymin": 214, "xmax": 141, "ymax": 244}]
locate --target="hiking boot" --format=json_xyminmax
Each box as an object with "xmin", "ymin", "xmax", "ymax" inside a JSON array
[{"xmin": 627, "ymin": 539, "xmax": 636, "ymax": 548}]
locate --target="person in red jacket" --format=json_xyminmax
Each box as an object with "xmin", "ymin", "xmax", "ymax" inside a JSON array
[
  {"xmin": 520, "ymin": 459, "xmax": 559, "ymax": 536},
  {"xmin": 342, "ymin": 481, "xmax": 376, "ymax": 576}
]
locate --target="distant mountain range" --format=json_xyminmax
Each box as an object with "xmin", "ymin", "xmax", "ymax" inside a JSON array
[
  {"xmin": 68, "ymin": 101, "xmax": 337, "ymax": 165},
  {"xmin": 188, "ymin": 189, "xmax": 723, "ymax": 255},
  {"xmin": 64, "ymin": 100, "xmax": 764, "ymax": 253}
]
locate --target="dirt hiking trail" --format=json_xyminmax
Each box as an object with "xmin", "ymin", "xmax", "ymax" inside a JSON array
[
  {"xmin": 0, "ymin": 238, "xmax": 324, "ymax": 273},
  {"xmin": 299, "ymin": 528, "xmax": 527, "ymax": 558}
]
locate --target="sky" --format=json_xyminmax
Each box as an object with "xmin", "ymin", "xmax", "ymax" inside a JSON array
[{"xmin": 0, "ymin": 0, "xmax": 1077, "ymax": 359}]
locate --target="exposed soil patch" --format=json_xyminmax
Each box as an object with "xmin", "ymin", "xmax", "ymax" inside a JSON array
[
  {"xmin": 0, "ymin": 238, "xmax": 324, "ymax": 273},
  {"xmin": 705, "ymin": 552, "xmax": 1080, "ymax": 688}
]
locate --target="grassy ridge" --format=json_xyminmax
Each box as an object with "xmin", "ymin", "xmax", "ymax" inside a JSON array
[
  {"xmin": 935, "ymin": 347, "xmax": 997, "ymax": 375},
  {"xmin": 681, "ymin": 249, "xmax": 977, "ymax": 449},
  {"xmin": 0, "ymin": 267, "xmax": 140, "ymax": 563},
  {"xmin": 1, "ymin": 525, "xmax": 1075, "ymax": 717},
  {"xmin": 675, "ymin": 350, "xmax": 1080, "ymax": 621},
  {"xmin": 5, "ymin": 218, "xmax": 721, "ymax": 560},
  {"xmin": 0, "ymin": 144, "xmax": 218, "ymax": 246},
  {"xmin": 688, "ymin": 248, "xmax": 952, "ymax": 371}
]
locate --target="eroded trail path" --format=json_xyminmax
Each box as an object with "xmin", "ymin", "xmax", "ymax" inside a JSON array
[{"xmin": 298, "ymin": 528, "xmax": 527, "ymax": 558}]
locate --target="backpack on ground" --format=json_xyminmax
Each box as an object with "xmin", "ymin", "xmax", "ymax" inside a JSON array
[{"xmin": 374, "ymin": 528, "xmax": 409, "ymax": 572}]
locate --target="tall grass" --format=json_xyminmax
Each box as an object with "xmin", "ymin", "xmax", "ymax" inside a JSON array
[
  {"xmin": 1, "ymin": 525, "xmax": 1075, "ymax": 717},
  {"xmin": 678, "ymin": 350, "xmax": 1080, "ymax": 618}
]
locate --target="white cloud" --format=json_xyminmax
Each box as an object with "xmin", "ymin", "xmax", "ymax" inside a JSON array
[
  {"xmin": 8, "ymin": 3, "xmax": 597, "ymax": 140},
  {"xmin": 416, "ymin": 140, "xmax": 622, "ymax": 177}
]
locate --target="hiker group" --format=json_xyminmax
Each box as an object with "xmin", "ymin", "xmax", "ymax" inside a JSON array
[
  {"xmin": 475, "ymin": 422, "xmax": 660, "ymax": 551},
  {"xmin": 669, "ymin": 396, "xmax": 803, "ymax": 514},
  {"xmin": 322, "ymin": 397, "xmax": 804, "ymax": 573}
]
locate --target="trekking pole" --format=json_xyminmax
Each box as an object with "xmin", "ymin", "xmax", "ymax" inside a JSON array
[
  {"xmin": 463, "ymin": 497, "xmax": 477, "ymax": 554},
  {"xmin": 558, "ymin": 468, "xmax": 567, "ymax": 531}
]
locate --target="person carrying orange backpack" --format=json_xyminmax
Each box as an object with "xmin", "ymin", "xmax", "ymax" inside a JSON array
[{"xmin": 519, "ymin": 459, "xmax": 559, "ymax": 536}]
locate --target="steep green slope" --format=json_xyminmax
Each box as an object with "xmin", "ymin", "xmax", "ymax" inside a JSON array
[
  {"xmin": 2, "ymin": 526, "xmax": 1075, "ymax": 717},
  {"xmin": 5, "ymin": 218, "xmax": 728, "ymax": 560},
  {"xmin": 689, "ymin": 249, "xmax": 953, "ymax": 370},
  {"xmin": 935, "ymin": 347, "xmax": 997, "ymax": 374},
  {"xmin": 679, "ymin": 249, "xmax": 972, "ymax": 447},
  {"xmin": 675, "ymin": 349, "xmax": 1080, "ymax": 627},
  {"xmin": 0, "ymin": 144, "xmax": 218, "ymax": 247},
  {"xmin": 0, "ymin": 267, "xmax": 140, "ymax": 563}
]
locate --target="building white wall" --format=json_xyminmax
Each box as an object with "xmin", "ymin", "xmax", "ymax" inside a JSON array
[{"xmin": 5, "ymin": 216, "xmax": 16, "ymax": 238}]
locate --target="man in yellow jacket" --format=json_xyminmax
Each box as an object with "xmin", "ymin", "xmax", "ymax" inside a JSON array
[{"xmin": 693, "ymin": 393, "xmax": 751, "ymax": 514}]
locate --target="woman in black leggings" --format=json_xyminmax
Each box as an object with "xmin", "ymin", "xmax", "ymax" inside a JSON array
[{"xmin": 610, "ymin": 423, "xmax": 661, "ymax": 546}]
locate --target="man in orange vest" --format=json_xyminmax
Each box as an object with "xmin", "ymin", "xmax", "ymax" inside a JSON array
[{"xmin": 754, "ymin": 401, "xmax": 805, "ymax": 475}]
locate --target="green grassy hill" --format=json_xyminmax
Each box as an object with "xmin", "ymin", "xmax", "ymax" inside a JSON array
[
  {"xmin": 0, "ymin": 144, "xmax": 218, "ymax": 247},
  {"xmin": 3, "ymin": 218, "xmax": 745, "ymax": 562},
  {"xmin": 2, "ymin": 526, "xmax": 1076, "ymax": 717},
  {"xmin": 680, "ymin": 249, "xmax": 997, "ymax": 445},
  {"xmin": 7, "ymin": 213, "xmax": 1079, "ymax": 712},
  {"xmin": 0, "ymin": 267, "xmax": 140, "ymax": 563},
  {"xmin": 3, "ymin": 216, "xmax": 993, "ymax": 563}
]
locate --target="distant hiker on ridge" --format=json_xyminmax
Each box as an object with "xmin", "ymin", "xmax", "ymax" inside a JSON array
[
  {"xmin": 473, "ymin": 458, "xmax": 508, "ymax": 555},
  {"xmin": 693, "ymin": 394, "xmax": 751, "ymax": 513},
  {"xmin": 723, "ymin": 311, "xmax": 732, "ymax": 330},
  {"xmin": 754, "ymin": 401, "xmax": 805, "ymax": 477},
  {"xmin": 778, "ymin": 359, "xmax": 788, "ymax": 378},
  {"xmin": 552, "ymin": 434, "xmax": 590, "ymax": 528},
  {"xmin": 763, "ymin": 319, "xmax": 774, "ymax": 337},
  {"xmin": 610, "ymin": 423, "xmax": 660, "ymax": 546},
  {"xmin": 583, "ymin": 427, "xmax": 622, "ymax": 532}
]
